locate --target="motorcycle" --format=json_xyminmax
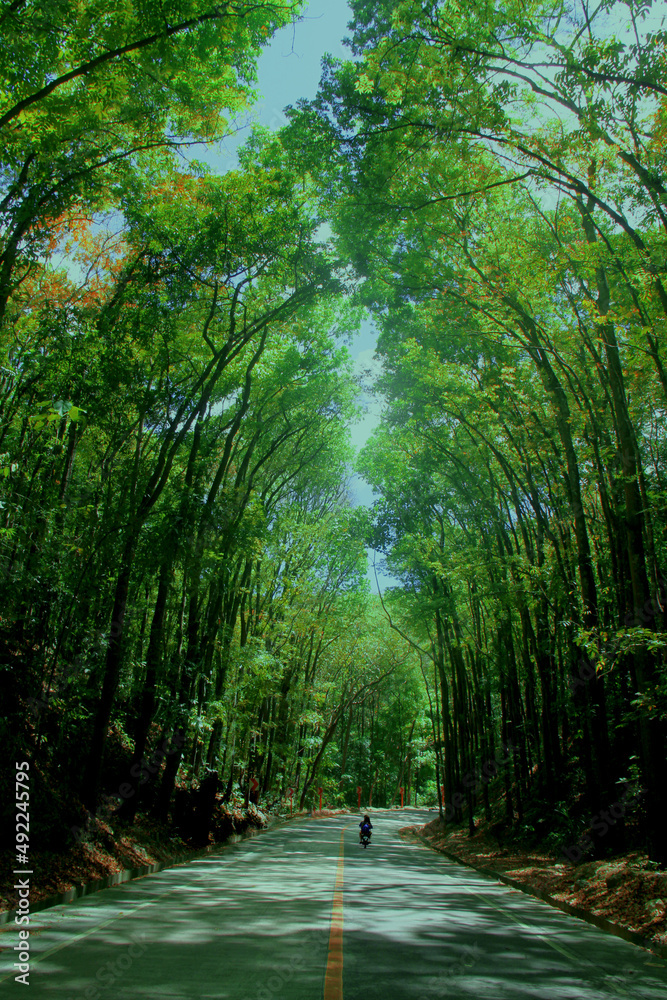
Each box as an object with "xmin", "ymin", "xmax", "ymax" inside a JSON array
[{"xmin": 360, "ymin": 825, "xmax": 372, "ymax": 848}]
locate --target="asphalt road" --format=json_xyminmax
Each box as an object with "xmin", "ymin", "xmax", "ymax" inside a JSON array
[{"xmin": 1, "ymin": 809, "xmax": 666, "ymax": 999}]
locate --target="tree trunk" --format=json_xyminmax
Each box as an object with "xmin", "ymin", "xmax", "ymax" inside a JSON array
[{"xmin": 81, "ymin": 533, "xmax": 135, "ymax": 812}]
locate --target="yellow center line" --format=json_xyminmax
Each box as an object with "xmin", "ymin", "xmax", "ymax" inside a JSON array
[{"xmin": 323, "ymin": 828, "xmax": 346, "ymax": 1000}]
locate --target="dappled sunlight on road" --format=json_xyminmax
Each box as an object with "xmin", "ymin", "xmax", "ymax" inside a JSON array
[{"xmin": 0, "ymin": 811, "xmax": 665, "ymax": 1000}]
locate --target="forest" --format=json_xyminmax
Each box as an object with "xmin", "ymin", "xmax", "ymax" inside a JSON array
[{"xmin": 1, "ymin": 0, "xmax": 666, "ymax": 873}]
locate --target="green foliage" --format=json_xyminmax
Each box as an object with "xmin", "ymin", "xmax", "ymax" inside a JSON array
[
  {"xmin": 7, "ymin": 0, "xmax": 667, "ymax": 863},
  {"xmin": 0, "ymin": 8, "xmax": 412, "ymax": 830},
  {"xmin": 280, "ymin": 0, "xmax": 667, "ymax": 857}
]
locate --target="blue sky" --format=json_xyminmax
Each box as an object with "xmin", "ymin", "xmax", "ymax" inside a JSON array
[
  {"xmin": 250, "ymin": 2, "xmax": 393, "ymax": 586},
  {"xmin": 252, "ymin": 1, "xmax": 353, "ymax": 129},
  {"xmin": 207, "ymin": 1, "xmax": 354, "ymax": 167},
  {"xmin": 197, "ymin": 1, "xmax": 383, "ymax": 459},
  {"xmin": 197, "ymin": 2, "xmax": 396, "ymax": 588},
  {"xmin": 247, "ymin": 2, "xmax": 384, "ymax": 469}
]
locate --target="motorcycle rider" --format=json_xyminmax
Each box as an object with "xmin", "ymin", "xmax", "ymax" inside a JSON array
[{"xmin": 359, "ymin": 814, "xmax": 373, "ymax": 844}]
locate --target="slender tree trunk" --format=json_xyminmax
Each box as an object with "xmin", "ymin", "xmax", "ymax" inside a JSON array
[{"xmin": 81, "ymin": 533, "xmax": 136, "ymax": 812}]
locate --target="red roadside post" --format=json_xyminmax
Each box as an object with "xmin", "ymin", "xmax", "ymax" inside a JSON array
[
  {"xmin": 288, "ymin": 788, "xmax": 293, "ymax": 815},
  {"xmin": 357, "ymin": 786, "xmax": 362, "ymax": 809},
  {"xmin": 319, "ymin": 787, "xmax": 323, "ymax": 813},
  {"xmin": 400, "ymin": 786, "xmax": 404, "ymax": 808}
]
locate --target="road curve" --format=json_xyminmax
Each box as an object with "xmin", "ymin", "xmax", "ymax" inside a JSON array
[{"xmin": 0, "ymin": 809, "xmax": 665, "ymax": 999}]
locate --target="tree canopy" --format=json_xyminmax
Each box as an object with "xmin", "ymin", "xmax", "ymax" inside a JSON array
[
  {"xmin": 2, "ymin": 0, "xmax": 667, "ymax": 866},
  {"xmin": 285, "ymin": 0, "xmax": 667, "ymax": 860}
]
